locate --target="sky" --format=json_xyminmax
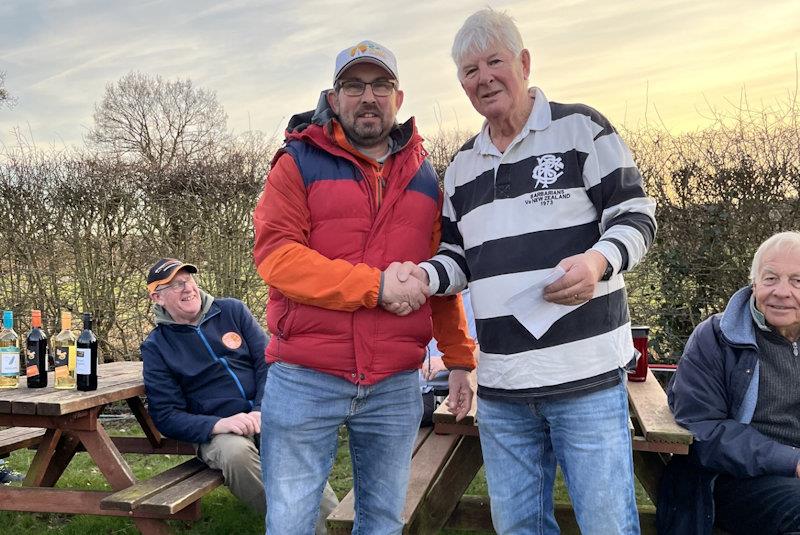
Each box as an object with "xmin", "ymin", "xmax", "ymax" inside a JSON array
[{"xmin": 1, "ymin": 0, "xmax": 799, "ymax": 151}]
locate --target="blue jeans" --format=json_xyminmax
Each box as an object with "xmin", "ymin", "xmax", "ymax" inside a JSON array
[
  {"xmin": 261, "ymin": 362, "xmax": 423, "ymax": 535},
  {"xmin": 477, "ymin": 376, "xmax": 640, "ymax": 535}
]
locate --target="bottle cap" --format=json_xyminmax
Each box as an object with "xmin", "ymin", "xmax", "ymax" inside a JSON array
[
  {"xmin": 31, "ymin": 310, "xmax": 42, "ymax": 328},
  {"xmin": 60, "ymin": 311, "xmax": 71, "ymax": 330},
  {"xmin": 2, "ymin": 310, "xmax": 12, "ymax": 329}
]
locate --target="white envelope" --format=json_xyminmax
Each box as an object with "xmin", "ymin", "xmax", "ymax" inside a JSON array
[{"xmin": 505, "ymin": 266, "xmax": 583, "ymax": 339}]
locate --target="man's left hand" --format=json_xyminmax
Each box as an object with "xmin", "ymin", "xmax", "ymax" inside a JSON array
[
  {"xmin": 543, "ymin": 250, "xmax": 608, "ymax": 305},
  {"xmin": 446, "ymin": 369, "xmax": 474, "ymax": 422},
  {"xmin": 247, "ymin": 411, "xmax": 261, "ymax": 435}
]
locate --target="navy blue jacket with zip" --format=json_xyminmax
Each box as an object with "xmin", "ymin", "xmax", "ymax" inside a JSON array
[
  {"xmin": 656, "ymin": 286, "xmax": 800, "ymax": 534},
  {"xmin": 141, "ymin": 297, "xmax": 269, "ymax": 444}
]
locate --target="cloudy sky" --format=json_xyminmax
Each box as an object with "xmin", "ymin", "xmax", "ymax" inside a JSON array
[{"xmin": 1, "ymin": 0, "xmax": 798, "ymax": 151}]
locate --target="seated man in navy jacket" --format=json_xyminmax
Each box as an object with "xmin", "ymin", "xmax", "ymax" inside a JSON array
[
  {"xmin": 141, "ymin": 258, "xmax": 337, "ymax": 531},
  {"xmin": 660, "ymin": 232, "xmax": 800, "ymax": 535}
]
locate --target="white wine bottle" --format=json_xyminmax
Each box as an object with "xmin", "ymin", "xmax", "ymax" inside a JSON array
[
  {"xmin": 0, "ymin": 310, "xmax": 20, "ymax": 388},
  {"xmin": 53, "ymin": 311, "xmax": 77, "ymax": 389}
]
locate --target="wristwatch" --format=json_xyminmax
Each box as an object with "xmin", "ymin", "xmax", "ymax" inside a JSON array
[{"xmin": 600, "ymin": 261, "xmax": 614, "ymax": 281}]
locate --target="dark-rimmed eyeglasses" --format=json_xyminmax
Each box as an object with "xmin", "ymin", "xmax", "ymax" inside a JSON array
[{"xmin": 337, "ymin": 80, "xmax": 396, "ymax": 97}]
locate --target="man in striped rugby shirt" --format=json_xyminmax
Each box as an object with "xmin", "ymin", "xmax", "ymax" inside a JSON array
[{"xmin": 398, "ymin": 8, "xmax": 655, "ymax": 535}]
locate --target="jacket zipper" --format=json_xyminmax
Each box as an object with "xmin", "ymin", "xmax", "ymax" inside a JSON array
[
  {"xmin": 793, "ymin": 341, "xmax": 798, "ymax": 357},
  {"xmin": 194, "ymin": 326, "xmax": 253, "ymax": 409}
]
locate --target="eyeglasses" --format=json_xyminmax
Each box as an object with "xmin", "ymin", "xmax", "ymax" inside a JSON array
[
  {"xmin": 337, "ymin": 80, "xmax": 396, "ymax": 97},
  {"xmin": 156, "ymin": 278, "xmax": 195, "ymax": 293}
]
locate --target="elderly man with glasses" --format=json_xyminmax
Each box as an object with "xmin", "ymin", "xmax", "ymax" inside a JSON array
[
  {"xmin": 253, "ymin": 40, "xmax": 475, "ymax": 534},
  {"xmin": 141, "ymin": 258, "xmax": 339, "ymax": 533}
]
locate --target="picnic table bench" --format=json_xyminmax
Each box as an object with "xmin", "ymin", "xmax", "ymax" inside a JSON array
[
  {"xmin": 0, "ymin": 362, "xmax": 223, "ymax": 535},
  {"xmin": 328, "ymin": 368, "xmax": 692, "ymax": 534}
]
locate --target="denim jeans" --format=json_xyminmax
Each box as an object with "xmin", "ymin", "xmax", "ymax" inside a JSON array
[
  {"xmin": 714, "ymin": 473, "xmax": 800, "ymax": 535},
  {"xmin": 261, "ymin": 362, "xmax": 423, "ymax": 535},
  {"xmin": 477, "ymin": 375, "xmax": 640, "ymax": 535}
]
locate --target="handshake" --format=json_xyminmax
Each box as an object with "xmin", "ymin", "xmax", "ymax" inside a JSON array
[{"xmin": 380, "ymin": 261, "xmax": 431, "ymax": 316}]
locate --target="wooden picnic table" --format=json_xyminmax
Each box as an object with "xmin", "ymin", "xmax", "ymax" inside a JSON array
[
  {"xmin": 425, "ymin": 367, "xmax": 693, "ymax": 534},
  {"xmin": 330, "ymin": 367, "xmax": 692, "ymax": 534},
  {"xmin": 0, "ymin": 361, "xmax": 220, "ymax": 535}
]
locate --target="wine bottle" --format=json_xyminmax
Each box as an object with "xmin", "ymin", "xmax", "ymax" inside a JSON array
[
  {"xmin": 25, "ymin": 309, "xmax": 48, "ymax": 388},
  {"xmin": 0, "ymin": 310, "xmax": 20, "ymax": 388},
  {"xmin": 76, "ymin": 312, "xmax": 98, "ymax": 391},
  {"xmin": 53, "ymin": 311, "xmax": 76, "ymax": 389}
]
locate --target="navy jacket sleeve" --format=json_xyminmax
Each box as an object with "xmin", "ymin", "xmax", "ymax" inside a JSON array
[
  {"xmin": 142, "ymin": 336, "xmax": 220, "ymax": 444},
  {"xmin": 235, "ymin": 301, "xmax": 269, "ymax": 408},
  {"xmin": 668, "ymin": 318, "xmax": 800, "ymax": 477}
]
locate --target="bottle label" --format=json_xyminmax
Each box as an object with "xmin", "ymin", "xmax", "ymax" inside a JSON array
[
  {"xmin": 76, "ymin": 347, "xmax": 92, "ymax": 375},
  {"xmin": 54, "ymin": 346, "xmax": 71, "ymax": 369},
  {"xmin": 0, "ymin": 347, "xmax": 19, "ymax": 375}
]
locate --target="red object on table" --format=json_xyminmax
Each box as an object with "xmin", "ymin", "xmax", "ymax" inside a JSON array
[{"xmin": 628, "ymin": 326, "xmax": 650, "ymax": 382}]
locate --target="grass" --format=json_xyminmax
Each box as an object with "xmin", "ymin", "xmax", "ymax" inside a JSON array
[{"xmin": 1, "ymin": 422, "xmax": 651, "ymax": 534}]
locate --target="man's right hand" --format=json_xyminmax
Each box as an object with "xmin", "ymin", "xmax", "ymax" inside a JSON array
[
  {"xmin": 381, "ymin": 262, "xmax": 430, "ymax": 316},
  {"xmin": 212, "ymin": 412, "xmax": 260, "ymax": 436},
  {"xmin": 796, "ymin": 462, "xmax": 800, "ymax": 478}
]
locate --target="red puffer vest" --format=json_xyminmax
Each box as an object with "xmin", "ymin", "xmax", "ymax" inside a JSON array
[{"xmin": 266, "ymin": 120, "xmax": 441, "ymax": 385}]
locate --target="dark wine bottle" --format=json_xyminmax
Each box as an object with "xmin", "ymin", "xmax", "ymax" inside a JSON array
[
  {"xmin": 25, "ymin": 310, "xmax": 48, "ymax": 388},
  {"xmin": 76, "ymin": 312, "xmax": 98, "ymax": 391}
]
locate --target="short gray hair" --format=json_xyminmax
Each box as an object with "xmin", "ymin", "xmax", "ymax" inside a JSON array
[
  {"xmin": 750, "ymin": 231, "xmax": 800, "ymax": 283},
  {"xmin": 451, "ymin": 8, "xmax": 524, "ymax": 74}
]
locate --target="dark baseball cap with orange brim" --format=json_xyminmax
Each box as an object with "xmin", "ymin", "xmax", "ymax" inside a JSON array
[{"xmin": 146, "ymin": 258, "xmax": 198, "ymax": 294}]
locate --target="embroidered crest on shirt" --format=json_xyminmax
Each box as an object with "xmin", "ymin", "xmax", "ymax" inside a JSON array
[{"xmin": 531, "ymin": 154, "xmax": 564, "ymax": 188}]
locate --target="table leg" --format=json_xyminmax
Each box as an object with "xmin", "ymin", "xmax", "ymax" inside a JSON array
[
  {"xmin": 24, "ymin": 429, "xmax": 83, "ymax": 488},
  {"xmin": 24, "ymin": 429, "xmax": 62, "ymax": 486},
  {"xmin": 633, "ymin": 450, "xmax": 668, "ymax": 504},
  {"xmin": 75, "ymin": 422, "xmax": 170, "ymax": 535},
  {"xmin": 127, "ymin": 396, "xmax": 163, "ymax": 448}
]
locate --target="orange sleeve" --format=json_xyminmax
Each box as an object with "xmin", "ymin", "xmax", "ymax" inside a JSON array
[
  {"xmin": 430, "ymin": 293, "xmax": 476, "ymax": 370},
  {"xmin": 428, "ymin": 195, "xmax": 476, "ymax": 370},
  {"xmin": 253, "ymin": 152, "xmax": 381, "ymax": 311}
]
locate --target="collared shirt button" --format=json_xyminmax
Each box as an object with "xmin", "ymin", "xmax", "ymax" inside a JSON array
[
  {"xmin": 359, "ymin": 373, "xmax": 365, "ymax": 380},
  {"xmin": 351, "ymin": 373, "xmax": 356, "ymax": 378}
]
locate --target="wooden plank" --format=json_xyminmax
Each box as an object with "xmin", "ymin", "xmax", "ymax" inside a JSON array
[
  {"xmin": 434, "ymin": 422, "xmax": 479, "ymax": 437},
  {"xmin": 101, "ymin": 458, "xmax": 210, "ymax": 511},
  {"xmin": 38, "ymin": 431, "xmax": 83, "ymax": 487},
  {"xmin": 111, "ymin": 436, "xmax": 195, "ymax": 455},
  {"xmin": 136, "ymin": 468, "xmax": 224, "ymax": 515},
  {"xmin": 401, "ymin": 432, "xmax": 460, "ymax": 525},
  {"xmin": 328, "ymin": 427, "xmax": 434, "ymax": 530},
  {"xmin": 405, "ymin": 435, "xmax": 483, "ymax": 534},
  {"xmin": 632, "ymin": 436, "xmax": 689, "ymax": 455},
  {"xmin": 627, "ymin": 369, "xmax": 693, "ymax": 445},
  {"xmin": 0, "ymin": 410, "xmax": 98, "ymax": 431},
  {"xmin": 0, "ymin": 487, "xmax": 199, "ymax": 520},
  {"xmin": 0, "ymin": 427, "xmax": 46, "ymax": 455},
  {"xmin": 442, "ymin": 496, "xmax": 659, "ymax": 535}
]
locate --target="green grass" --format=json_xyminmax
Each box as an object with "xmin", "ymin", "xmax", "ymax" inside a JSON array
[{"xmin": 1, "ymin": 423, "xmax": 651, "ymax": 534}]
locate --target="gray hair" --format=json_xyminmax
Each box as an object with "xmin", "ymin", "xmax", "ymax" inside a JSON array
[
  {"xmin": 451, "ymin": 8, "xmax": 524, "ymax": 75},
  {"xmin": 750, "ymin": 231, "xmax": 800, "ymax": 283}
]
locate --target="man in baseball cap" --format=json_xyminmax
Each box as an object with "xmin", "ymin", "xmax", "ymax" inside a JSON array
[
  {"xmin": 252, "ymin": 38, "xmax": 475, "ymax": 533},
  {"xmin": 141, "ymin": 257, "xmax": 339, "ymax": 531}
]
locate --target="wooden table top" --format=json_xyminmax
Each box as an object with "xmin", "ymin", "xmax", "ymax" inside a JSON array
[
  {"xmin": 434, "ymin": 368, "xmax": 693, "ymax": 447},
  {"xmin": 0, "ymin": 361, "xmax": 144, "ymax": 417}
]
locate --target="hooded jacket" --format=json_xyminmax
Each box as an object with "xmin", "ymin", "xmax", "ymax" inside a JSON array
[
  {"xmin": 253, "ymin": 92, "xmax": 475, "ymax": 385},
  {"xmin": 657, "ymin": 286, "xmax": 800, "ymax": 534},
  {"xmin": 141, "ymin": 293, "xmax": 269, "ymax": 444}
]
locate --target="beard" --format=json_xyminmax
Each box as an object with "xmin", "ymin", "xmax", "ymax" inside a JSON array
[{"xmin": 340, "ymin": 104, "xmax": 393, "ymax": 148}]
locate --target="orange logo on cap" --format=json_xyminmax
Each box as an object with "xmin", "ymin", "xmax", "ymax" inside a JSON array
[{"xmin": 222, "ymin": 332, "xmax": 242, "ymax": 350}]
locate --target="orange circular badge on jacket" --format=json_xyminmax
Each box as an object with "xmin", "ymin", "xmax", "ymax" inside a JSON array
[{"xmin": 222, "ymin": 332, "xmax": 242, "ymax": 349}]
